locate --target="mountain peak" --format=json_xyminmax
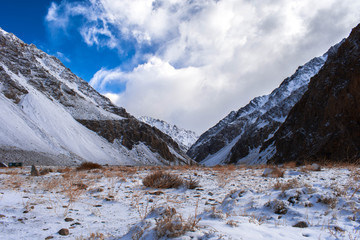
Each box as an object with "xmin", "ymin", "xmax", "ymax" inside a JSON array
[{"xmin": 138, "ymin": 116, "xmax": 199, "ymax": 151}]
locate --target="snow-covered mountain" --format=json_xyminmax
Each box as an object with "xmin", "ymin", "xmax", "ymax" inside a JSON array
[
  {"xmin": 187, "ymin": 42, "xmax": 341, "ymax": 166},
  {"xmin": 138, "ymin": 116, "xmax": 198, "ymax": 151},
  {"xmin": 0, "ymin": 28, "xmax": 191, "ymax": 166}
]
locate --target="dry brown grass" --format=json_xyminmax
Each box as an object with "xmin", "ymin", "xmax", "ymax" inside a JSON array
[
  {"xmin": 76, "ymin": 162, "xmax": 103, "ymax": 171},
  {"xmin": 185, "ymin": 176, "xmax": 200, "ymax": 189},
  {"xmin": 76, "ymin": 232, "xmax": 105, "ymax": 240},
  {"xmin": 143, "ymin": 171, "xmax": 184, "ymax": 189},
  {"xmin": 211, "ymin": 164, "xmax": 237, "ymax": 171},
  {"xmin": 301, "ymin": 157, "xmax": 360, "ymax": 169},
  {"xmin": 1, "ymin": 174, "xmax": 24, "ymax": 189},
  {"xmin": 247, "ymin": 164, "xmax": 268, "ymax": 170},
  {"xmin": 171, "ymin": 165, "xmax": 201, "ymax": 171},
  {"xmin": 226, "ymin": 220, "xmax": 239, "ymax": 227},
  {"xmin": 264, "ymin": 199, "xmax": 288, "ymax": 215},
  {"xmin": 0, "ymin": 169, "xmax": 21, "ymax": 175},
  {"xmin": 155, "ymin": 206, "xmax": 200, "ymax": 238},
  {"xmin": 57, "ymin": 167, "xmax": 72, "ymax": 173},
  {"xmin": 283, "ymin": 161, "xmax": 298, "ymax": 169},
  {"xmin": 211, "ymin": 165, "xmax": 237, "ymax": 187},
  {"xmin": 317, "ymin": 196, "xmax": 338, "ymax": 209},
  {"xmin": 273, "ymin": 178, "xmax": 301, "ymax": 192},
  {"xmin": 42, "ymin": 177, "xmax": 62, "ymax": 192}
]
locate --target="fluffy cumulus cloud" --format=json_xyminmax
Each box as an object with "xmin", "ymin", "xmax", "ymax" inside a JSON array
[{"xmin": 46, "ymin": 0, "xmax": 360, "ymax": 133}]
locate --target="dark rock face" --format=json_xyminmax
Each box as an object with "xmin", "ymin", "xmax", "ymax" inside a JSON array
[
  {"xmin": 77, "ymin": 119, "xmax": 186, "ymax": 163},
  {"xmin": 268, "ymin": 24, "xmax": 360, "ymax": 164},
  {"xmin": 188, "ymin": 44, "xmax": 337, "ymax": 165},
  {"xmin": 0, "ymin": 66, "xmax": 28, "ymax": 103},
  {"xmin": 138, "ymin": 116, "xmax": 199, "ymax": 152}
]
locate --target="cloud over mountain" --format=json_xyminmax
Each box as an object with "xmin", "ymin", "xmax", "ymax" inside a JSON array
[{"xmin": 46, "ymin": 0, "xmax": 360, "ymax": 133}]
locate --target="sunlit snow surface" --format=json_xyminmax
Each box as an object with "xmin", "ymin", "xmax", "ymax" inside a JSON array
[
  {"xmin": 0, "ymin": 27, "xmax": 188, "ymax": 166},
  {"xmin": 0, "ymin": 166, "xmax": 359, "ymax": 239}
]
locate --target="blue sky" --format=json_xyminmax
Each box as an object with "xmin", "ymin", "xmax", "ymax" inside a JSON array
[
  {"xmin": 0, "ymin": 0, "xmax": 132, "ymax": 86},
  {"xmin": 1, "ymin": 0, "xmax": 360, "ymax": 133}
]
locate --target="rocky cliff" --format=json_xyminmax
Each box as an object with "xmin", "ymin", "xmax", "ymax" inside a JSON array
[{"xmin": 266, "ymin": 24, "xmax": 360, "ymax": 164}]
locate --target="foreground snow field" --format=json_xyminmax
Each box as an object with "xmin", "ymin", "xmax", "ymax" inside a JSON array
[{"xmin": 0, "ymin": 165, "xmax": 359, "ymax": 239}]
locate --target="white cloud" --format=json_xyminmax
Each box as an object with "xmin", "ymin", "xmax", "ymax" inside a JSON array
[{"xmin": 46, "ymin": 0, "xmax": 360, "ymax": 133}]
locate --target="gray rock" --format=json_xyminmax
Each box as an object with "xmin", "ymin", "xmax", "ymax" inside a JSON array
[
  {"xmin": 30, "ymin": 165, "xmax": 40, "ymax": 176},
  {"xmin": 310, "ymin": 163, "xmax": 321, "ymax": 171}
]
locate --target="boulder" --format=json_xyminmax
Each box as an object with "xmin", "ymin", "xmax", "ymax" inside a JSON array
[
  {"xmin": 58, "ymin": 228, "xmax": 69, "ymax": 236},
  {"xmin": 30, "ymin": 165, "xmax": 40, "ymax": 176}
]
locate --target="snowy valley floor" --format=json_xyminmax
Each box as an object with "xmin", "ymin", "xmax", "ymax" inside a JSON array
[{"xmin": 0, "ymin": 164, "xmax": 359, "ymax": 240}]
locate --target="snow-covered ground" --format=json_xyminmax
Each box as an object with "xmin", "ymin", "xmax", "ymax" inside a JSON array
[{"xmin": 0, "ymin": 165, "xmax": 359, "ymax": 239}]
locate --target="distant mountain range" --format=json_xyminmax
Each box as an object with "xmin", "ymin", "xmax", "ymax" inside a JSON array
[
  {"xmin": 138, "ymin": 116, "xmax": 198, "ymax": 151},
  {"xmin": 0, "ymin": 27, "xmax": 192, "ymax": 166}
]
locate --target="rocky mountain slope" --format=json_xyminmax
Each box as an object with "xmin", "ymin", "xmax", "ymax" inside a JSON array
[
  {"xmin": 0, "ymin": 28, "xmax": 191, "ymax": 166},
  {"xmin": 265, "ymin": 24, "xmax": 360, "ymax": 164},
  {"xmin": 188, "ymin": 42, "xmax": 340, "ymax": 165},
  {"xmin": 138, "ymin": 116, "xmax": 199, "ymax": 152}
]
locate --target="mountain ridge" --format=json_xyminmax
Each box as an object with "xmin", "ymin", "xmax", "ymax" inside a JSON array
[
  {"xmin": 138, "ymin": 116, "xmax": 199, "ymax": 151},
  {"xmin": 0, "ymin": 27, "xmax": 191, "ymax": 166},
  {"xmin": 187, "ymin": 41, "xmax": 341, "ymax": 165},
  {"xmin": 265, "ymin": 24, "xmax": 360, "ymax": 164}
]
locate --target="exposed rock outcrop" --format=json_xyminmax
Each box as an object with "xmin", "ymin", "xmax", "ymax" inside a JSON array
[
  {"xmin": 138, "ymin": 116, "xmax": 199, "ymax": 152},
  {"xmin": 77, "ymin": 119, "xmax": 188, "ymax": 163},
  {"xmin": 267, "ymin": 24, "xmax": 360, "ymax": 164}
]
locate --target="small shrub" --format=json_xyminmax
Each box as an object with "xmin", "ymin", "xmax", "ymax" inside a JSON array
[
  {"xmin": 265, "ymin": 199, "xmax": 288, "ymax": 214},
  {"xmin": 185, "ymin": 176, "xmax": 200, "ymax": 190},
  {"xmin": 76, "ymin": 232, "xmax": 105, "ymax": 240},
  {"xmin": 143, "ymin": 171, "xmax": 183, "ymax": 189},
  {"xmin": 293, "ymin": 221, "xmax": 308, "ymax": 228},
  {"xmin": 226, "ymin": 220, "xmax": 239, "ymax": 227},
  {"xmin": 40, "ymin": 168, "xmax": 53, "ymax": 175},
  {"xmin": 57, "ymin": 167, "xmax": 72, "ymax": 173},
  {"xmin": 76, "ymin": 162, "xmax": 103, "ymax": 171},
  {"xmin": 273, "ymin": 179, "xmax": 300, "ymax": 192},
  {"xmin": 155, "ymin": 207, "xmax": 200, "ymax": 238},
  {"xmin": 317, "ymin": 196, "xmax": 338, "ymax": 209}
]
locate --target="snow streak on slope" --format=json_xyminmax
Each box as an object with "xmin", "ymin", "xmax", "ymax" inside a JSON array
[
  {"xmin": 188, "ymin": 42, "xmax": 342, "ymax": 166},
  {"xmin": 0, "ymin": 65, "xmax": 139, "ymax": 165},
  {"xmin": 138, "ymin": 116, "xmax": 199, "ymax": 151}
]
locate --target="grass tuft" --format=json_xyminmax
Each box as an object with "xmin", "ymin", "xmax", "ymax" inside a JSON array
[
  {"xmin": 76, "ymin": 162, "xmax": 103, "ymax": 171},
  {"xmin": 143, "ymin": 171, "xmax": 184, "ymax": 189},
  {"xmin": 155, "ymin": 207, "xmax": 200, "ymax": 238}
]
